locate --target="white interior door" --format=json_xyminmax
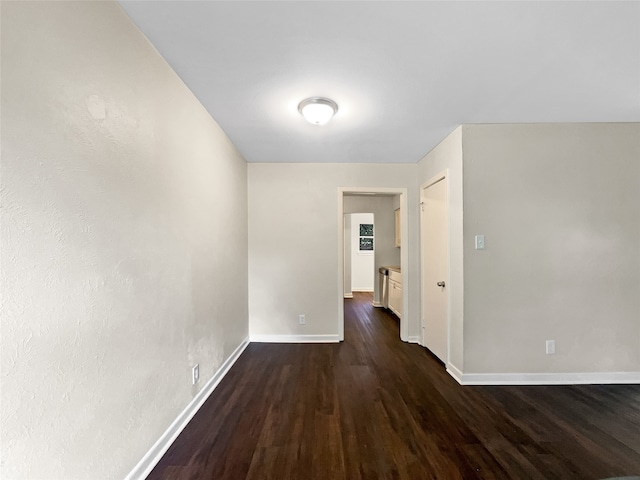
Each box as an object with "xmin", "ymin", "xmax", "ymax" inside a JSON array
[
  {"xmin": 420, "ymin": 177, "xmax": 448, "ymax": 363},
  {"xmin": 350, "ymin": 213, "xmax": 375, "ymax": 292}
]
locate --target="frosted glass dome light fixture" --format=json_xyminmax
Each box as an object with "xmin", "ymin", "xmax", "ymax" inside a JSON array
[{"xmin": 298, "ymin": 97, "xmax": 338, "ymax": 125}]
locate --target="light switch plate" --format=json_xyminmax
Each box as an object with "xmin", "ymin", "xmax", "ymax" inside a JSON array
[
  {"xmin": 192, "ymin": 364, "xmax": 200, "ymax": 385},
  {"xmin": 546, "ymin": 340, "xmax": 555, "ymax": 355},
  {"xmin": 475, "ymin": 235, "xmax": 485, "ymax": 250}
]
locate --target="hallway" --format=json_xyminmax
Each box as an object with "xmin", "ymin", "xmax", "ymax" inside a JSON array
[{"xmin": 148, "ymin": 293, "xmax": 640, "ymax": 479}]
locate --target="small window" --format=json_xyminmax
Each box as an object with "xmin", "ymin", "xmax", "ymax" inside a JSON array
[
  {"xmin": 359, "ymin": 223, "xmax": 374, "ymax": 252},
  {"xmin": 359, "ymin": 237, "xmax": 374, "ymax": 251},
  {"xmin": 359, "ymin": 223, "xmax": 374, "ymax": 237}
]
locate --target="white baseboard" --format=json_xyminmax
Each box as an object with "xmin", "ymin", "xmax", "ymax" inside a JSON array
[
  {"xmin": 250, "ymin": 334, "xmax": 340, "ymax": 343},
  {"xmin": 125, "ymin": 337, "xmax": 250, "ymax": 480},
  {"xmin": 449, "ymin": 369, "xmax": 640, "ymax": 386},
  {"xmin": 446, "ymin": 364, "xmax": 464, "ymax": 385},
  {"xmin": 352, "ymin": 289, "xmax": 374, "ymax": 293},
  {"xmin": 343, "ymin": 293, "xmax": 353, "ymax": 298},
  {"xmin": 372, "ymin": 301, "xmax": 383, "ymax": 307},
  {"xmin": 406, "ymin": 336, "xmax": 420, "ymax": 344}
]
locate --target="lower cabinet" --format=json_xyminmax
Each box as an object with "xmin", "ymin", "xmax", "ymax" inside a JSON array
[{"xmin": 388, "ymin": 278, "xmax": 402, "ymax": 319}]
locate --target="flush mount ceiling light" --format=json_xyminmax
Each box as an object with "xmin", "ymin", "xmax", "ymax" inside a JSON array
[{"xmin": 298, "ymin": 97, "xmax": 338, "ymax": 125}]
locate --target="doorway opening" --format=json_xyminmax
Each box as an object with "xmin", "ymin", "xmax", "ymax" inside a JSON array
[{"xmin": 338, "ymin": 188, "xmax": 409, "ymax": 342}]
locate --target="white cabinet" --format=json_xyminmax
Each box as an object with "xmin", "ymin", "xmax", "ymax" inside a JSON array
[
  {"xmin": 389, "ymin": 279, "xmax": 402, "ymax": 318},
  {"xmin": 388, "ymin": 270, "xmax": 402, "ymax": 319}
]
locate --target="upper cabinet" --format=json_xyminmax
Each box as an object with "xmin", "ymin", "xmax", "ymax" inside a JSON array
[{"xmin": 394, "ymin": 207, "xmax": 401, "ymax": 248}]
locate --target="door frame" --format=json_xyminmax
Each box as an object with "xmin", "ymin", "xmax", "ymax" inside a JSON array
[
  {"xmin": 337, "ymin": 187, "xmax": 409, "ymax": 342},
  {"xmin": 420, "ymin": 171, "xmax": 451, "ymax": 364}
]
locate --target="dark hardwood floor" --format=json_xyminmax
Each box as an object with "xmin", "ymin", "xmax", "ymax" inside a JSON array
[{"xmin": 148, "ymin": 292, "xmax": 640, "ymax": 479}]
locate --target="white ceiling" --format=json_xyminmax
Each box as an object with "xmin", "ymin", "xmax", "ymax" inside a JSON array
[{"xmin": 118, "ymin": 1, "xmax": 640, "ymax": 164}]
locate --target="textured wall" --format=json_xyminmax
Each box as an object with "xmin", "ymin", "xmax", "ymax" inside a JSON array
[
  {"xmin": 416, "ymin": 127, "xmax": 464, "ymax": 371},
  {"xmin": 416, "ymin": 124, "xmax": 640, "ymax": 376},
  {"xmin": 462, "ymin": 123, "xmax": 640, "ymax": 374},
  {"xmin": 1, "ymin": 2, "xmax": 248, "ymax": 478},
  {"xmin": 248, "ymin": 163, "xmax": 419, "ymax": 339}
]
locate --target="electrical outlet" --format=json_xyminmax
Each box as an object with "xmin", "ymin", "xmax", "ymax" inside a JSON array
[
  {"xmin": 299, "ymin": 314, "xmax": 306, "ymax": 325},
  {"xmin": 546, "ymin": 340, "xmax": 555, "ymax": 355},
  {"xmin": 192, "ymin": 364, "xmax": 200, "ymax": 385}
]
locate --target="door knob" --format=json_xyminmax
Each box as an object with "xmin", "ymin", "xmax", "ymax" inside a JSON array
[{"xmin": 437, "ymin": 281, "xmax": 446, "ymax": 287}]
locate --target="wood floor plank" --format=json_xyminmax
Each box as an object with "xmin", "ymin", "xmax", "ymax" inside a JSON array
[{"xmin": 147, "ymin": 293, "xmax": 640, "ymax": 479}]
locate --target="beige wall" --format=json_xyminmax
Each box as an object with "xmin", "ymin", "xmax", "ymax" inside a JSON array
[
  {"xmin": 1, "ymin": 2, "xmax": 248, "ymax": 478},
  {"xmin": 417, "ymin": 127, "xmax": 464, "ymax": 371},
  {"xmin": 248, "ymin": 163, "xmax": 420, "ymax": 340},
  {"xmin": 462, "ymin": 123, "xmax": 640, "ymax": 374}
]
